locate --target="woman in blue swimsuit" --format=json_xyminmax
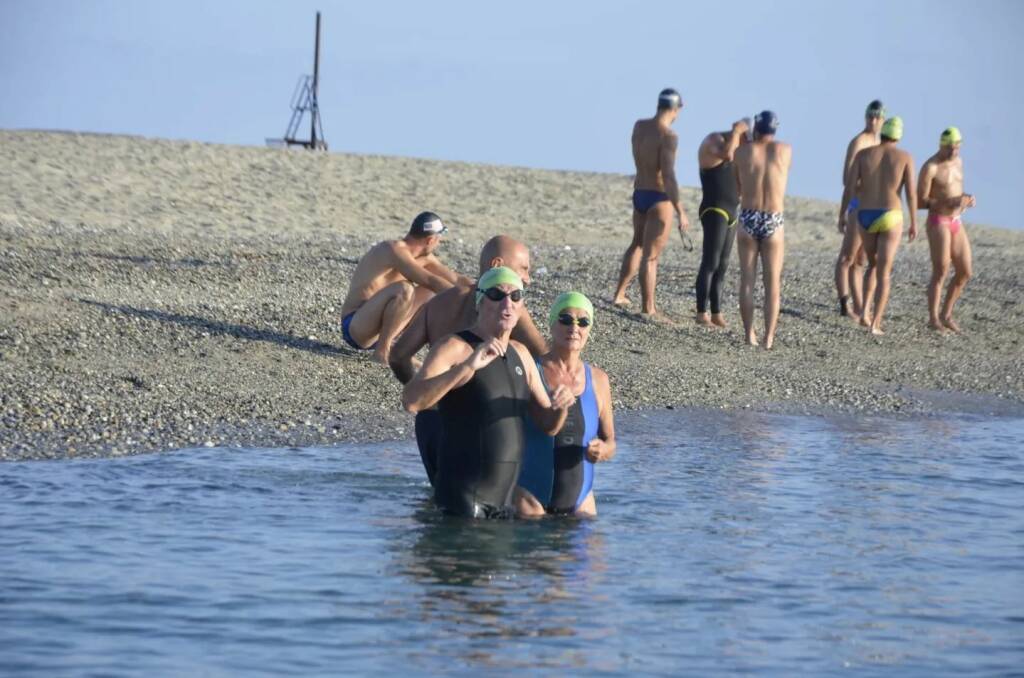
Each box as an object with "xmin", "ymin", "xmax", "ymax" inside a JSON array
[{"xmin": 516, "ymin": 292, "xmax": 617, "ymax": 517}]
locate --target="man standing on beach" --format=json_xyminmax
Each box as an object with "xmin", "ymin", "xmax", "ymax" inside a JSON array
[
  {"xmin": 389, "ymin": 235, "xmax": 548, "ymax": 485},
  {"xmin": 612, "ymin": 88, "xmax": 691, "ymax": 322},
  {"xmin": 733, "ymin": 111, "xmax": 791, "ymax": 350},
  {"xmin": 839, "ymin": 117, "xmax": 917, "ymax": 335},
  {"xmin": 340, "ymin": 211, "xmax": 465, "ymax": 365},
  {"xmin": 834, "ymin": 100, "xmax": 886, "ymax": 319},
  {"xmin": 694, "ymin": 118, "xmax": 749, "ymax": 328},
  {"xmin": 918, "ymin": 127, "xmax": 976, "ymax": 333}
]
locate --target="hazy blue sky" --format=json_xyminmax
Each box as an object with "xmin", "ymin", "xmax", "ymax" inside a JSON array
[{"xmin": 2, "ymin": 0, "xmax": 1022, "ymax": 228}]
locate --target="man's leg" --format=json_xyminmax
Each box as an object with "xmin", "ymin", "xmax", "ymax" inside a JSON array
[
  {"xmin": 835, "ymin": 216, "xmax": 864, "ymax": 318},
  {"xmin": 760, "ymin": 228, "xmax": 785, "ymax": 350},
  {"xmin": 868, "ymin": 227, "xmax": 902, "ymax": 335},
  {"xmin": 346, "ymin": 281, "xmax": 416, "ymax": 363},
  {"xmin": 941, "ymin": 227, "xmax": 973, "ymax": 332},
  {"xmin": 695, "ymin": 212, "xmax": 724, "ymax": 325},
  {"xmin": 860, "ymin": 232, "xmax": 878, "ymax": 327},
  {"xmin": 736, "ymin": 228, "xmax": 760, "ymax": 346},
  {"xmin": 613, "ymin": 210, "xmax": 645, "ymax": 306},
  {"xmin": 926, "ymin": 220, "xmax": 952, "ymax": 331},
  {"xmin": 639, "ymin": 202, "xmax": 674, "ymax": 317},
  {"xmin": 849, "ymin": 237, "xmax": 867, "ymax": 316},
  {"xmin": 710, "ymin": 223, "xmax": 736, "ymax": 328},
  {"xmin": 513, "ymin": 486, "xmax": 546, "ymax": 518}
]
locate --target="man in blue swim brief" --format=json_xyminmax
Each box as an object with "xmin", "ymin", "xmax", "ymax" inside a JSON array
[{"xmin": 612, "ymin": 88, "xmax": 692, "ymax": 321}]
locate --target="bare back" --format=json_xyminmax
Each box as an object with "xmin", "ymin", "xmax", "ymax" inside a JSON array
[
  {"xmin": 843, "ymin": 131, "xmax": 878, "ymax": 188},
  {"xmin": 632, "ymin": 119, "xmax": 677, "ymax": 191},
  {"xmin": 853, "ymin": 145, "xmax": 914, "ymax": 210},
  {"xmin": 734, "ymin": 140, "xmax": 792, "ymax": 212},
  {"xmin": 919, "ymin": 154, "xmax": 964, "ymax": 216}
]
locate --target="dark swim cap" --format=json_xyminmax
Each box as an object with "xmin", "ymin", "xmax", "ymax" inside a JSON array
[
  {"xmin": 409, "ymin": 211, "xmax": 447, "ymax": 237},
  {"xmin": 754, "ymin": 110, "xmax": 779, "ymax": 136},
  {"xmin": 866, "ymin": 100, "xmax": 886, "ymax": 118},
  {"xmin": 658, "ymin": 88, "xmax": 683, "ymax": 110}
]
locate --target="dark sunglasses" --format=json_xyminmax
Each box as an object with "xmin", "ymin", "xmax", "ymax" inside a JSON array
[
  {"xmin": 479, "ymin": 287, "xmax": 525, "ymax": 303},
  {"xmin": 557, "ymin": 313, "xmax": 591, "ymax": 328}
]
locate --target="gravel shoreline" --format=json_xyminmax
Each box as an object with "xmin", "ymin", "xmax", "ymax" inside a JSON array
[{"xmin": 2, "ymin": 131, "xmax": 1022, "ymax": 460}]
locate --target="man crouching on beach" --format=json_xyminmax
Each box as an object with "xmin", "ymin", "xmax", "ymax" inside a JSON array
[{"xmin": 339, "ymin": 211, "xmax": 466, "ymax": 365}]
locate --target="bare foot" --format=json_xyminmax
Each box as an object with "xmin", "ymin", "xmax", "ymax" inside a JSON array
[
  {"xmin": 869, "ymin": 325, "xmax": 885, "ymax": 336},
  {"xmin": 763, "ymin": 335, "xmax": 775, "ymax": 350},
  {"xmin": 928, "ymin": 319, "xmax": 948, "ymax": 334},
  {"xmin": 859, "ymin": 315, "xmax": 872, "ymax": 327},
  {"xmin": 745, "ymin": 332, "xmax": 760, "ymax": 347},
  {"xmin": 639, "ymin": 311, "xmax": 674, "ymax": 326},
  {"xmin": 612, "ymin": 296, "xmax": 632, "ymax": 308},
  {"xmin": 942, "ymin": 316, "xmax": 961, "ymax": 333},
  {"xmin": 710, "ymin": 313, "xmax": 728, "ymax": 328},
  {"xmin": 372, "ymin": 349, "xmax": 391, "ymax": 365},
  {"xmin": 695, "ymin": 312, "xmax": 713, "ymax": 327}
]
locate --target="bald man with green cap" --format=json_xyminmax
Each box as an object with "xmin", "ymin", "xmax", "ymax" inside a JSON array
[
  {"xmin": 918, "ymin": 126, "xmax": 976, "ymax": 333},
  {"xmin": 402, "ymin": 267, "xmax": 575, "ymax": 519},
  {"xmin": 840, "ymin": 115, "xmax": 918, "ymax": 335}
]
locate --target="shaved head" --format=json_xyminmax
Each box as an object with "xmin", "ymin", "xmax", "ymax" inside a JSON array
[{"xmin": 478, "ymin": 235, "xmax": 531, "ymax": 285}]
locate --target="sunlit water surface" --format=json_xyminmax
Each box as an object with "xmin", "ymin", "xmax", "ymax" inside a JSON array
[{"xmin": 2, "ymin": 410, "xmax": 1022, "ymax": 676}]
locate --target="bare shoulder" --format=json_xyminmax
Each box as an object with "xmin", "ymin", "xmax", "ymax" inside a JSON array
[
  {"xmin": 509, "ymin": 339, "xmax": 533, "ymax": 364},
  {"xmin": 589, "ymin": 364, "xmax": 611, "ymax": 389}
]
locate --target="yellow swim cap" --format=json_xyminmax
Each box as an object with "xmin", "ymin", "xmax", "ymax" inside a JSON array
[
  {"xmin": 940, "ymin": 127, "xmax": 962, "ymax": 146},
  {"xmin": 475, "ymin": 266, "xmax": 524, "ymax": 306},
  {"xmin": 881, "ymin": 116, "xmax": 903, "ymax": 141},
  {"xmin": 549, "ymin": 291, "xmax": 595, "ymax": 327}
]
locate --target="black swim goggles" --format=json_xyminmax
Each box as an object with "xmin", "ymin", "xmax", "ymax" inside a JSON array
[
  {"xmin": 557, "ymin": 313, "xmax": 591, "ymax": 328},
  {"xmin": 478, "ymin": 287, "xmax": 525, "ymax": 303}
]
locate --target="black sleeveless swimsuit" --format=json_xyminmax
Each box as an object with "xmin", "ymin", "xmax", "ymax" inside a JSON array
[{"xmin": 434, "ymin": 331, "xmax": 531, "ymax": 519}]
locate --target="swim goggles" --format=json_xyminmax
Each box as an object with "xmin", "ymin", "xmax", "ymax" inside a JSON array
[
  {"xmin": 478, "ymin": 287, "xmax": 525, "ymax": 303},
  {"xmin": 557, "ymin": 313, "xmax": 591, "ymax": 328}
]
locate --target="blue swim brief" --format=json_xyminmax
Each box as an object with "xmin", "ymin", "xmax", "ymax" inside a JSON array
[
  {"xmin": 632, "ymin": 189, "xmax": 670, "ymax": 214},
  {"xmin": 341, "ymin": 311, "xmax": 377, "ymax": 350}
]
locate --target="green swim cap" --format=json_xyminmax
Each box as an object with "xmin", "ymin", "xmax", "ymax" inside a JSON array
[
  {"xmin": 549, "ymin": 291, "xmax": 595, "ymax": 327},
  {"xmin": 881, "ymin": 116, "xmax": 903, "ymax": 141},
  {"xmin": 940, "ymin": 126, "xmax": 962, "ymax": 146},
  {"xmin": 475, "ymin": 266, "xmax": 524, "ymax": 306}
]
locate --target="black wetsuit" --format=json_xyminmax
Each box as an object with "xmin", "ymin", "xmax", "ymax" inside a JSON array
[
  {"xmin": 696, "ymin": 160, "xmax": 739, "ymax": 314},
  {"xmin": 434, "ymin": 330, "xmax": 531, "ymax": 519}
]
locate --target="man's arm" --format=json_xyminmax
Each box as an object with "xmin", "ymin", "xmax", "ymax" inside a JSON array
[
  {"xmin": 390, "ymin": 245, "xmax": 454, "ymax": 293},
  {"xmin": 388, "ymin": 303, "xmax": 429, "ymax": 384},
  {"xmin": 517, "ymin": 344, "xmax": 571, "ymax": 435},
  {"xmin": 585, "ymin": 366, "xmax": 617, "ymax": 463},
  {"xmin": 659, "ymin": 133, "xmax": 690, "ymax": 231},
  {"xmin": 838, "ymin": 152, "xmax": 861, "ymax": 229},
  {"xmin": 422, "ymin": 254, "xmax": 469, "ymax": 286},
  {"xmin": 401, "ymin": 335, "xmax": 500, "ymax": 413},
  {"xmin": 904, "ymin": 157, "xmax": 918, "ymax": 241},
  {"xmin": 917, "ymin": 161, "xmax": 936, "ymax": 211},
  {"xmin": 840, "ymin": 138, "xmax": 858, "ymax": 191},
  {"xmin": 510, "ymin": 305, "xmax": 549, "ymax": 358}
]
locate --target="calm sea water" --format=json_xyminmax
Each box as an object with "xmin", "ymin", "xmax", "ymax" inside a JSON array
[{"xmin": 2, "ymin": 410, "xmax": 1022, "ymax": 676}]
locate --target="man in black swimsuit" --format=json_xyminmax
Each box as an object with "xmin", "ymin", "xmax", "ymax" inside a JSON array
[
  {"xmin": 401, "ymin": 267, "xmax": 574, "ymax": 518},
  {"xmin": 694, "ymin": 118, "xmax": 749, "ymax": 327}
]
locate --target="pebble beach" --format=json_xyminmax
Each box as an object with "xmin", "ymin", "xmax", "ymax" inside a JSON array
[{"xmin": 2, "ymin": 129, "xmax": 1022, "ymax": 460}]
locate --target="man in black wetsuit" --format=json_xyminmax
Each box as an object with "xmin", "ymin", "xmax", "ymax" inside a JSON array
[
  {"xmin": 401, "ymin": 267, "xmax": 574, "ymax": 518},
  {"xmin": 694, "ymin": 118, "xmax": 749, "ymax": 327}
]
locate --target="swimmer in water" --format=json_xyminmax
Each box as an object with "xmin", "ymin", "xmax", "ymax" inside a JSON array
[
  {"xmin": 389, "ymin": 235, "xmax": 549, "ymax": 486},
  {"xmin": 612, "ymin": 88, "xmax": 691, "ymax": 322},
  {"xmin": 694, "ymin": 118, "xmax": 750, "ymax": 328},
  {"xmin": 733, "ymin": 110, "xmax": 792, "ymax": 350},
  {"xmin": 835, "ymin": 100, "xmax": 886, "ymax": 318},
  {"xmin": 515, "ymin": 292, "xmax": 616, "ymax": 517},
  {"xmin": 401, "ymin": 267, "xmax": 574, "ymax": 519},
  {"xmin": 339, "ymin": 212, "xmax": 466, "ymax": 365},
  {"xmin": 839, "ymin": 116, "xmax": 918, "ymax": 335},
  {"xmin": 918, "ymin": 127, "xmax": 976, "ymax": 333}
]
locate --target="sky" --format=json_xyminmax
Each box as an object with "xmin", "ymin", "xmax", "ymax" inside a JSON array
[{"xmin": 2, "ymin": 0, "xmax": 1022, "ymax": 228}]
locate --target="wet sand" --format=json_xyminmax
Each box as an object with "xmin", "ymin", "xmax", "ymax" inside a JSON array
[{"xmin": 2, "ymin": 130, "xmax": 1022, "ymax": 459}]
